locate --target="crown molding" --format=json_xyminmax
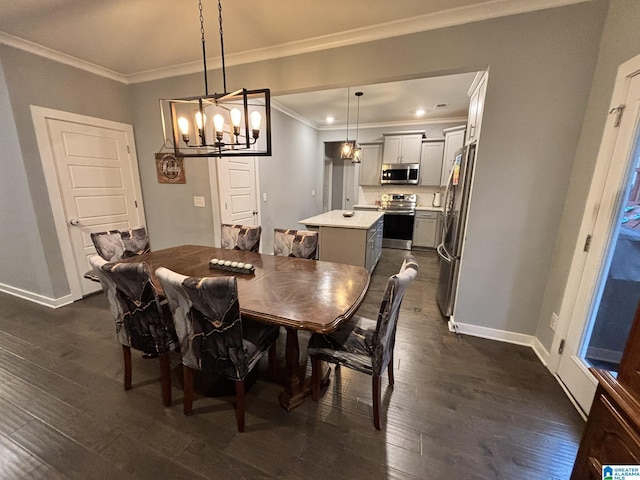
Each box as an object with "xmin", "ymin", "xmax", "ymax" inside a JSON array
[
  {"xmin": 0, "ymin": 0, "xmax": 590, "ymax": 84},
  {"xmin": 318, "ymin": 116, "xmax": 469, "ymax": 132},
  {"xmin": 271, "ymin": 100, "xmax": 319, "ymax": 129},
  {"xmin": 0, "ymin": 31, "xmax": 127, "ymax": 83}
]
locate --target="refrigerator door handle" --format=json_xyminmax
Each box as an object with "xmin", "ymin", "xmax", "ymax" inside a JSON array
[{"xmin": 437, "ymin": 243, "xmax": 452, "ymax": 263}]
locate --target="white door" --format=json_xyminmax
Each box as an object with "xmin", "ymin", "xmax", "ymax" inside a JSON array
[
  {"xmin": 343, "ymin": 161, "xmax": 359, "ymax": 210},
  {"xmin": 554, "ymin": 61, "xmax": 640, "ymax": 413},
  {"xmin": 32, "ymin": 108, "xmax": 144, "ymax": 300},
  {"xmin": 217, "ymin": 157, "xmax": 259, "ymax": 225}
]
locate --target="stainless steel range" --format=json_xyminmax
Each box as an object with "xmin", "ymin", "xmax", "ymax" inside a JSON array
[{"xmin": 379, "ymin": 193, "xmax": 416, "ymax": 250}]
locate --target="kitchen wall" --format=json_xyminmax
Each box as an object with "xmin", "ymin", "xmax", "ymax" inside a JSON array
[{"xmin": 0, "ymin": 0, "xmax": 611, "ymax": 352}]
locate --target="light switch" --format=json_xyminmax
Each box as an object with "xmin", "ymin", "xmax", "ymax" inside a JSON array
[
  {"xmin": 193, "ymin": 196, "xmax": 205, "ymax": 207},
  {"xmin": 263, "ymin": 193, "xmax": 267, "ymax": 202}
]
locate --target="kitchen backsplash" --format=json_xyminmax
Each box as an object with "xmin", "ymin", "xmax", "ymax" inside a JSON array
[{"xmin": 358, "ymin": 185, "xmax": 443, "ymax": 207}]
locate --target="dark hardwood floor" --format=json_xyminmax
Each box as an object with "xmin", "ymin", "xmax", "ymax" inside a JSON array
[{"xmin": 0, "ymin": 249, "xmax": 583, "ymax": 479}]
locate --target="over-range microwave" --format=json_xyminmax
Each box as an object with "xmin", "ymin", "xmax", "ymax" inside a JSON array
[{"xmin": 381, "ymin": 163, "xmax": 420, "ymax": 184}]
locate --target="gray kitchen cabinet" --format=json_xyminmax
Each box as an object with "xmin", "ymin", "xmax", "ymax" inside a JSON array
[
  {"xmin": 466, "ymin": 72, "xmax": 487, "ymax": 145},
  {"xmin": 419, "ymin": 140, "xmax": 444, "ymax": 186},
  {"xmin": 358, "ymin": 142, "xmax": 383, "ymax": 185},
  {"xmin": 412, "ymin": 210, "xmax": 441, "ymax": 248},
  {"xmin": 382, "ymin": 131, "xmax": 424, "ymax": 164},
  {"xmin": 441, "ymin": 125, "xmax": 466, "ymax": 186}
]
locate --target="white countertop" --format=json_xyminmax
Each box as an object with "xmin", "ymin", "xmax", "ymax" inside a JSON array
[{"xmin": 300, "ymin": 210, "xmax": 384, "ymax": 229}]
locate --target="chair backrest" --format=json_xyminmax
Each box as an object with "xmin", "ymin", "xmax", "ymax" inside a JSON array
[
  {"xmin": 221, "ymin": 224, "xmax": 262, "ymax": 252},
  {"xmin": 91, "ymin": 226, "xmax": 150, "ymax": 261},
  {"xmin": 91, "ymin": 230, "xmax": 126, "ymax": 261},
  {"xmin": 120, "ymin": 226, "xmax": 150, "ymax": 258},
  {"xmin": 369, "ymin": 255, "xmax": 418, "ymax": 375},
  {"xmin": 156, "ymin": 267, "xmax": 250, "ymax": 380},
  {"xmin": 273, "ymin": 228, "xmax": 318, "ymax": 259},
  {"xmin": 89, "ymin": 255, "xmax": 176, "ymax": 354}
]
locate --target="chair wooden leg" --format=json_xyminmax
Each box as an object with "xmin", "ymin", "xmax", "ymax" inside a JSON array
[
  {"xmin": 268, "ymin": 341, "xmax": 278, "ymax": 382},
  {"xmin": 183, "ymin": 365, "xmax": 194, "ymax": 416},
  {"xmin": 235, "ymin": 380, "xmax": 246, "ymax": 432},
  {"xmin": 387, "ymin": 352, "xmax": 395, "ymax": 387},
  {"xmin": 122, "ymin": 345, "xmax": 132, "ymax": 391},
  {"xmin": 372, "ymin": 374, "xmax": 382, "ymax": 430},
  {"xmin": 159, "ymin": 352, "xmax": 171, "ymax": 407},
  {"xmin": 311, "ymin": 357, "xmax": 322, "ymax": 401}
]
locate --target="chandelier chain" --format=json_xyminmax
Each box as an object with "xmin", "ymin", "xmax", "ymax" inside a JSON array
[
  {"xmin": 218, "ymin": 0, "xmax": 227, "ymax": 93},
  {"xmin": 198, "ymin": 0, "xmax": 209, "ymax": 95}
]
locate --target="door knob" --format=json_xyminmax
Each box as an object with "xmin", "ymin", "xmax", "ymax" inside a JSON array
[{"xmin": 69, "ymin": 219, "xmax": 80, "ymax": 226}]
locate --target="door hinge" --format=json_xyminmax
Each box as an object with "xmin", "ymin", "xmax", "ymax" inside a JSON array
[
  {"xmin": 127, "ymin": 145, "xmax": 131, "ymax": 153},
  {"xmin": 134, "ymin": 200, "xmax": 138, "ymax": 208},
  {"xmin": 583, "ymin": 234, "xmax": 592, "ymax": 252},
  {"xmin": 558, "ymin": 339, "xmax": 565, "ymax": 354},
  {"xmin": 609, "ymin": 104, "xmax": 625, "ymax": 127}
]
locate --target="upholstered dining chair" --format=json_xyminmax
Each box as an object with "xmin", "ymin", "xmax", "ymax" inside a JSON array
[
  {"xmin": 220, "ymin": 224, "xmax": 262, "ymax": 252},
  {"xmin": 307, "ymin": 255, "xmax": 418, "ymax": 429},
  {"xmin": 86, "ymin": 227, "xmax": 151, "ymax": 282},
  {"xmin": 273, "ymin": 228, "xmax": 319, "ymax": 259},
  {"xmin": 120, "ymin": 226, "xmax": 151, "ymax": 258},
  {"xmin": 89, "ymin": 255, "xmax": 178, "ymax": 407},
  {"xmin": 156, "ymin": 267, "xmax": 279, "ymax": 432}
]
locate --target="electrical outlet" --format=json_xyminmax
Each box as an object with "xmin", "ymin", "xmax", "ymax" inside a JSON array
[
  {"xmin": 193, "ymin": 196, "xmax": 205, "ymax": 207},
  {"xmin": 550, "ymin": 312, "xmax": 559, "ymax": 332},
  {"xmin": 311, "ymin": 189, "xmax": 316, "ymax": 197},
  {"xmin": 263, "ymin": 193, "xmax": 267, "ymax": 202}
]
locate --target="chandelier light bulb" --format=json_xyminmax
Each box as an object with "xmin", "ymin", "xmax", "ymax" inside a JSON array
[
  {"xmin": 230, "ymin": 108, "xmax": 242, "ymax": 127},
  {"xmin": 213, "ymin": 113, "xmax": 225, "ymax": 132},
  {"xmin": 178, "ymin": 117, "xmax": 189, "ymax": 135},
  {"xmin": 250, "ymin": 111, "xmax": 262, "ymax": 131},
  {"xmin": 195, "ymin": 111, "xmax": 206, "ymax": 130}
]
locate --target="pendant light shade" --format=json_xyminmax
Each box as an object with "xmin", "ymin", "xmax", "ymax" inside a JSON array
[
  {"xmin": 340, "ymin": 87, "xmax": 354, "ymax": 160},
  {"xmin": 160, "ymin": 0, "xmax": 272, "ymax": 158},
  {"xmin": 352, "ymin": 91, "xmax": 363, "ymax": 164}
]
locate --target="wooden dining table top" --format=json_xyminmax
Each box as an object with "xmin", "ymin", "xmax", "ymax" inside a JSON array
[{"xmin": 120, "ymin": 244, "xmax": 370, "ymax": 334}]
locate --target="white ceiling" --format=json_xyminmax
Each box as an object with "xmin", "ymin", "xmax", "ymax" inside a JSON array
[{"xmin": 0, "ymin": 0, "xmax": 587, "ymax": 126}]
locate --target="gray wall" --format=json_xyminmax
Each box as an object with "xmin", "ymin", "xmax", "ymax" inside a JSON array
[
  {"xmin": 535, "ymin": 0, "xmax": 640, "ymax": 350},
  {"xmin": 0, "ymin": 45, "xmax": 132, "ymax": 298}
]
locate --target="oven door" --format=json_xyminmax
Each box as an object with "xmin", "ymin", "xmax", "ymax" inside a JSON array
[{"xmin": 382, "ymin": 212, "xmax": 415, "ymax": 250}]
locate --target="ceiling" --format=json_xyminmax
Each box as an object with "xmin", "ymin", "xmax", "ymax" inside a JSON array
[{"xmin": 0, "ymin": 0, "xmax": 586, "ymax": 127}]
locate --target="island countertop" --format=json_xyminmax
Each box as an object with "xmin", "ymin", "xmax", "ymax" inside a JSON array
[{"xmin": 299, "ymin": 210, "xmax": 384, "ymax": 230}]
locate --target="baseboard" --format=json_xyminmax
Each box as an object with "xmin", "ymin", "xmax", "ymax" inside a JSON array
[
  {"xmin": 448, "ymin": 319, "xmax": 535, "ymax": 347},
  {"xmin": 531, "ymin": 337, "xmax": 550, "ymax": 366},
  {"xmin": 0, "ymin": 283, "xmax": 74, "ymax": 309}
]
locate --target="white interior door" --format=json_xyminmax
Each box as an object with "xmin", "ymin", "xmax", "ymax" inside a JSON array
[
  {"xmin": 555, "ymin": 65, "xmax": 640, "ymax": 413},
  {"xmin": 217, "ymin": 157, "xmax": 259, "ymax": 226},
  {"xmin": 32, "ymin": 108, "xmax": 144, "ymax": 301},
  {"xmin": 343, "ymin": 161, "xmax": 359, "ymax": 209}
]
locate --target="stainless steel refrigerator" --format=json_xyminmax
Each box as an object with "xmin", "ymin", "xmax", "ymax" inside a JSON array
[{"xmin": 436, "ymin": 143, "xmax": 476, "ymax": 317}]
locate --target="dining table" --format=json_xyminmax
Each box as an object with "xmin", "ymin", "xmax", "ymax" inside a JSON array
[{"xmin": 119, "ymin": 244, "xmax": 370, "ymax": 411}]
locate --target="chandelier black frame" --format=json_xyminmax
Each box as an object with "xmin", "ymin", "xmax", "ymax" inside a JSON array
[{"xmin": 160, "ymin": 0, "xmax": 272, "ymax": 158}]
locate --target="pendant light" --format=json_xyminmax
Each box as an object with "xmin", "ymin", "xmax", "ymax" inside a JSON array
[
  {"xmin": 160, "ymin": 0, "xmax": 272, "ymax": 158},
  {"xmin": 352, "ymin": 91, "xmax": 363, "ymax": 163},
  {"xmin": 340, "ymin": 87, "xmax": 354, "ymax": 160}
]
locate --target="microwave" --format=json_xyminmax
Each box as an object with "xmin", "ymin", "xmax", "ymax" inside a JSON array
[{"xmin": 381, "ymin": 163, "xmax": 420, "ymax": 184}]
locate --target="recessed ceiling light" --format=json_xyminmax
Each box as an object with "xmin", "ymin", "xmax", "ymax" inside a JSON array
[
  {"xmin": 416, "ymin": 109, "xmax": 426, "ymax": 117},
  {"xmin": 326, "ymin": 116, "xmax": 334, "ymax": 124}
]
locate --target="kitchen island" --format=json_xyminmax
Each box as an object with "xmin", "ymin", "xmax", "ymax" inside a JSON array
[{"xmin": 299, "ymin": 210, "xmax": 384, "ymax": 273}]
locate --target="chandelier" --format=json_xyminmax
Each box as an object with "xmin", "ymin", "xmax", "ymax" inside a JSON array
[
  {"xmin": 352, "ymin": 91, "xmax": 363, "ymax": 164},
  {"xmin": 340, "ymin": 87, "xmax": 354, "ymax": 160},
  {"xmin": 160, "ymin": 0, "xmax": 272, "ymax": 158}
]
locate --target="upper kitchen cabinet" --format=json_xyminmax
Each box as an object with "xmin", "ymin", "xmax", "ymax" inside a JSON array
[
  {"xmin": 358, "ymin": 142, "xmax": 383, "ymax": 185},
  {"xmin": 382, "ymin": 131, "xmax": 425, "ymax": 164},
  {"xmin": 441, "ymin": 125, "xmax": 466, "ymax": 185},
  {"xmin": 419, "ymin": 140, "xmax": 444, "ymax": 186},
  {"xmin": 465, "ymin": 72, "xmax": 488, "ymax": 145}
]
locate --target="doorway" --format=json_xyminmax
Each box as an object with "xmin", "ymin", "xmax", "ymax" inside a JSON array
[
  {"xmin": 324, "ymin": 141, "xmax": 358, "ymax": 210},
  {"xmin": 554, "ymin": 55, "xmax": 640, "ymax": 413}
]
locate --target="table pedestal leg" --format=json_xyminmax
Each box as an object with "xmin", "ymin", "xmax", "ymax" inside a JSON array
[{"xmin": 278, "ymin": 327, "xmax": 331, "ymax": 411}]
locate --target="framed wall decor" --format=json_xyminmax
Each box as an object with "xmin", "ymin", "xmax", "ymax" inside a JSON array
[{"xmin": 155, "ymin": 153, "xmax": 185, "ymax": 184}]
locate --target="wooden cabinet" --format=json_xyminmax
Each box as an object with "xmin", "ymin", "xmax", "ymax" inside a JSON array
[
  {"xmin": 419, "ymin": 140, "xmax": 444, "ymax": 186},
  {"xmin": 382, "ymin": 132, "xmax": 424, "ymax": 164},
  {"xmin": 412, "ymin": 211, "xmax": 441, "ymax": 248},
  {"xmin": 466, "ymin": 73, "xmax": 487, "ymax": 145},
  {"xmin": 571, "ymin": 302, "xmax": 640, "ymax": 479},
  {"xmin": 441, "ymin": 125, "xmax": 466, "ymax": 186},
  {"xmin": 358, "ymin": 142, "xmax": 383, "ymax": 185}
]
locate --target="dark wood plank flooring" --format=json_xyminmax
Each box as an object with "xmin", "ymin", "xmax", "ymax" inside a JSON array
[{"xmin": 0, "ymin": 249, "xmax": 584, "ymax": 479}]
